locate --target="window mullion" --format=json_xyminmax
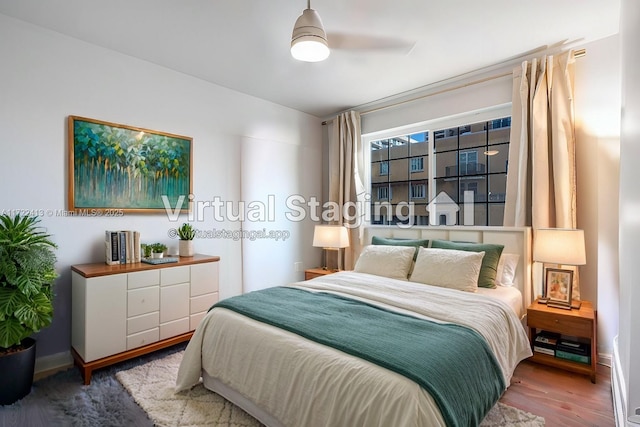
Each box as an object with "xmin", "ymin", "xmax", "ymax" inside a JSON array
[{"xmin": 428, "ymin": 129, "xmax": 435, "ymax": 203}]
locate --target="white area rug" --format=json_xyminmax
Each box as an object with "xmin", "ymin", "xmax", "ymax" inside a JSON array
[{"xmin": 116, "ymin": 351, "xmax": 545, "ymax": 427}]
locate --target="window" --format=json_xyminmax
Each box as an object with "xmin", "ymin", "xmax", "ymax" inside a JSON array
[
  {"xmin": 410, "ymin": 157, "xmax": 424, "ymax": 172},
  {"xmin": 380, "ymin": 161, "xmax": 389, "ymax": 175},
  {"xmin": 491, "ymin": 117, "xmax": 511, "ymax": 129},
  {"xmin": 411, "ymin": 184, "xmax": 426, "ymax": 199},
  {"xmin": 460, "ymin": 182, "xmax": 478, "ymax": 201},
  {"xmin": 369, "ymin": 132, "xmax": 429, "ymax": 225},
  {"xmin": 368, "ymin": 114, "xmax": 510, "ymax": 226},
  {"xmin": 378, "ymin": 186, "xmax": 390, "ymax": 200},
  {"xmin": 459, "ymin": 151, "xmax": 479, "ymax": 175}
]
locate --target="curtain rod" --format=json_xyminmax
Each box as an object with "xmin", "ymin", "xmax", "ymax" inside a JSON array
[{"xmin": 322, "ymin": 48, "xmax": 586, "ymax": 125}]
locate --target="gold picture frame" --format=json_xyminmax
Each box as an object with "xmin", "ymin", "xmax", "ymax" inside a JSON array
[{"xmin": 68, "ymin": 116, "xmax": 193, "ymax": 214}]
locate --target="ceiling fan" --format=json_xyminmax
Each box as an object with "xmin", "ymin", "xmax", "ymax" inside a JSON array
[
  {"xmin": 328, "ymin": 32, "xmax": 416, "ymax": 54},
  {"xmin": 290, "ymin": 1, "xmax": 416, "ymax": 62}
]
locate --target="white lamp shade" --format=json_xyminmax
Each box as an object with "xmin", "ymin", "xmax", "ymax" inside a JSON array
[
  {"xmin": 291, "ymin": 8, "xmax": 330, "ymax": 62},
  {"xmin": 313, "ymin": 225, "xmax": 349, "ymax": 249},
  {"xmin": 533, "ymin": 228, "xmax": 586, "ymax": 265}
]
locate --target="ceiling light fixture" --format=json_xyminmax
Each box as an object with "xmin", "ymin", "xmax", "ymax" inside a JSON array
[
  {"xmin": 484, "ymin": 150, "xmax": 499, "ymax": 156},
  {"xmin": 291, "ymin": 0, "xmax": 330, "ymax": 62}
]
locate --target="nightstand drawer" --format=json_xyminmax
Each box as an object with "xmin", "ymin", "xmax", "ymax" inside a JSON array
[
  {"xmin": 305, "ymin": 271, "xmax": 325, "ymax": 280},
  {"xmin": 305, "ymin": 268, "xmax": 335, "ymax": 280},
  {"xmin": 528, "ymin": 309, "xmax": 592, "ymax": 337}
]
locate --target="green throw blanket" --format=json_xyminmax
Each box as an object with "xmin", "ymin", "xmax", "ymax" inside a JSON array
[{"xmin": 213, "ymin": 287, "xmax": 505, "ymax": 427}]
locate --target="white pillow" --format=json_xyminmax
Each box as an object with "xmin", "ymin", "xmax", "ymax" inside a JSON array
[
  {"xmin": 354, "ymin": 245, "xmax": 416, "ymax": 280},
  {"xmin": 495, "ymin": 253, "xmax": 520, "ymax": 287},
  {"xmin": 409, "ymin": 247, "xmax": 485, "ymax": 292}
]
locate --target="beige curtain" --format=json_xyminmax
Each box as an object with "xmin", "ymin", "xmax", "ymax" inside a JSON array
[
  {"xmin": 328, "ymin": 111, "xmax": 366, "ymax": 270},
  {"xmin": 504, "ymin": 50, "xmax": 577, "ymax": 229},
  {"xmin": 504, "ymin": 50, "xmax": 579, "ymax": 298}
]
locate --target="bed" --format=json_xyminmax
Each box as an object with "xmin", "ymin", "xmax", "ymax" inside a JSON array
[{"xmin": 176, "ymin": 226, "xmax": 534, "ymax": 427}]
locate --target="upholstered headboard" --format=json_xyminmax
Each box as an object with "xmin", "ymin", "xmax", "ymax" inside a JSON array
[{"xmin": 362, "ymin": 225, "xmax": 533, "ymax": 310}]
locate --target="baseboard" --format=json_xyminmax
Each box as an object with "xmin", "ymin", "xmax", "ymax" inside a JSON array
[
  {"xmin": 34, "ymin": 350, "xmax": 74, "ymax": 381},
  {"xmin": 611, "ymin": 336, "xmax": 640, "ymax": 427},
  {"xmin": 613, "ymin": 336, "xmax": 627, "ymax": 427},
  {"xmin": 599, "ymin": 352, "xmax": 613, "ymax": 367}
]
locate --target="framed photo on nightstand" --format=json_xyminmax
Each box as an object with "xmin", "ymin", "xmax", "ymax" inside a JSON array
[{"xmin": 545, "ymin": 268, "xmax": 573, "ymax": 308}]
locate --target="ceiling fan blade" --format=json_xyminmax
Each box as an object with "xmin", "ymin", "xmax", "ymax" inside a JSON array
[{"xmin": 327, "ymin": 32, "xmax": 416, "ymax": 54}]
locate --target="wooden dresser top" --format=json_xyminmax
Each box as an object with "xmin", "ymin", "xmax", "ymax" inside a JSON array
[{"xmin": 71, "ymin": 254, "xmax": 220, "ymax": 278}]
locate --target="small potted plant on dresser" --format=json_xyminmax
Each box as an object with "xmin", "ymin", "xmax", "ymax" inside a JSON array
[
  {"xmin": 177, "ymin": 223, "xmax": 195, "ymax": 257},
  {"xmin": 149, "ymin": 243, "xmax": 167, "ymax": 258},
  {"xmin": 141, "ymin": 243, "xmax": 152, "ymax": 259},
  {"xmin": 0, "ymin": 214, "xmax": 58, "ymax": 405}
]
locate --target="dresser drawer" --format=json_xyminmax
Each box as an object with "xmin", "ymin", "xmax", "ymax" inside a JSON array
[
  {"xmin": 190, "ymin": 292, "xmax": 218, "ymax": 315},
  {"xmin": 161, "ymin": 266, "xmax": 190, "ymax": 286},
  {"xmin": 191, "ymin": 262, "xmax": 219, "ymax": 296},
  {"xmin": 160, "ymin": 283, "xmax": 190, "ymax": 323},
  {"xmin": 528, "ymin": 309, "xmax": 593, "ymax": 337},
  {"xmin": 160, "ymin": 317, "xmax": 189, "ymax": 340},
  {"xmin": 127, "ymin": 311, "xmax": 159, "ymax": 335},
  {"xmin": 127, "ymin": 286, "xmax": 160, "ymax": 317},
  {"xmin": 190, "ymin": 312, "xmax": 206, "ymax": 330},
  {"xmin": 126, "ymin": 328, "xmax": 159, "ymax": 350},
  {"xmin": 128, "ymin": 270, "xmax": 159, "ymax": 290}
]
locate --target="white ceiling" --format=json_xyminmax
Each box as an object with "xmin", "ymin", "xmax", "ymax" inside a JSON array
[{"xmin": 0, "ymin": 0, "xmax": 620, "ymax": 118}]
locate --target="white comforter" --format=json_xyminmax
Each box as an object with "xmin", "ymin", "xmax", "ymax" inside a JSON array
[{"xmin": 176, "ymin": 271, "xmax": 532, "ymax": 427}]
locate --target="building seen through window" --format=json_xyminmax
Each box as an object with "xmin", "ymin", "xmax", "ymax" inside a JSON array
[{"xmin": 369, "ymin": 117, "xmax": 510, "ymax": 226}]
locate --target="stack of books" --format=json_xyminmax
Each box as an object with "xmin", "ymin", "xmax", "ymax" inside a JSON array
[
  {"xmin": 105, "ymin": 230, "xmax": 141, "ymax": 265},
  {"xmin": 533, "ymin": 331, "xmax": 560, "ymax": 356},
  {"xmin": 555, "ymin": 338, "xmax": 591, "ymax": 364},
  {"xmin": 533, "ymin": 331, "xmax": 591, "ymax": 365}
]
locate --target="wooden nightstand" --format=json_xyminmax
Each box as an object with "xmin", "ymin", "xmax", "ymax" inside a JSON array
[
  {"xmin": 304, "ymin": 268, "xmax": 336, "ymax": 280},
  {"xmin": 527, "ymin": 299, "xmax": 597, "ymax": 383}
]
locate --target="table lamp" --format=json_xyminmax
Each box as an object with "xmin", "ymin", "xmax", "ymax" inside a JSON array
[
  {"xmin": 533, "ymin": 228, "xmax": 586, "ymax": 309},
  {"xmin": 312, "ymin": 225, "xmax": 349, "ymax": 271}
]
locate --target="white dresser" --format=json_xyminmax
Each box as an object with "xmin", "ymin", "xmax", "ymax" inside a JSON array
[{"xmin": 71, "ymin": 254, "xmax": 219, "ymax": 384}]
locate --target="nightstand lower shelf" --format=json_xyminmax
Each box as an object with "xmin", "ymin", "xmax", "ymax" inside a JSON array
[{"xmin": 529, "ymin": 352, "xmax": 595, "ymax": 379}]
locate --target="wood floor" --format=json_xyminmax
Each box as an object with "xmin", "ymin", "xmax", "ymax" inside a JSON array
[
  {"xmin": 1, "ymin": 352, "xmax": 616, "ymax": 427},
  {"xmin": 500, "ymin": 360, "xmax": 615, "ymax": 426}
]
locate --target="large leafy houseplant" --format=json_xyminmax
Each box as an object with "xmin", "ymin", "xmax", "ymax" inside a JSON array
[{"xmin": 0, "ymin": 214, "xmax": 58, "ymax": 352}]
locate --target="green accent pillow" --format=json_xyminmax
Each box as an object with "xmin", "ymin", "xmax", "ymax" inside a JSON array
[
  {"xmin": 371, "ymin": 236, "xmax": 429, "ymax": 261},
  {"xmin": 429, "ymin": 240, "xmax": 504, "ymax": 289}
]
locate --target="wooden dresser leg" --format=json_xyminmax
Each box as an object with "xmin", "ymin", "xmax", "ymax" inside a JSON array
[
  {"xmin": 71, "ymin": 347, "xmax": 92, "ymax": 385},
  {"xmin": 82, "ymin": 366, "xmax": 92, "ymax": 385}
]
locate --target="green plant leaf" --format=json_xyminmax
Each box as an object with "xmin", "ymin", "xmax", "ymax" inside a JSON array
[
  {"xmin": 0, "ymin": 317, "xmax": 30, "ymax": 349},
  {"xmin": 0, "ymin": 213, "xmax": 57, "ymax": 349}
]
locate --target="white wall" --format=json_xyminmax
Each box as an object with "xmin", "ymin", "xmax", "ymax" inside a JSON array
[
  {"xmin": 360, "ymin": 73, "xmax": 512, "ymax": 136},
  {"xmin": 240, "ymin": 136, "xmax": 321, "ymax": 292},
  {"xmin": 618, "ymin": 0, "xmax": 640, "ymax": 422},
  {"xmin": 0, "ymin": 14, "xmax": 322, "ymax": 359},
  {"xmin": 574, "ymin": 35, "xmax": 621, "ymax": 364},
  {"xmin": 356, "ymin": 36, "xmax": 622, "ymax": 358}
]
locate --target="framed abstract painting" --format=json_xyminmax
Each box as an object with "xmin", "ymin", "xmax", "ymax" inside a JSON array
[{"xmin": 68, "ymin": 116, "xmax": 192, "ymax": 214}]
